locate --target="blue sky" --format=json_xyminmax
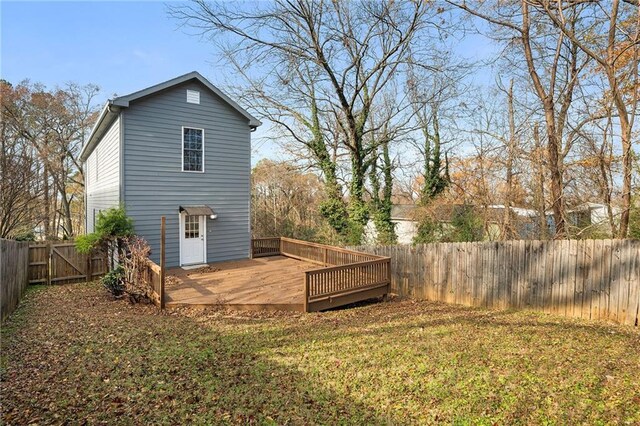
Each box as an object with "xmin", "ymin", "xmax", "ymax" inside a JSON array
[
  {"xmin": 1, "ymin": 1, "xmax": 496, "ymax": 163},
  {"xmin": 1, "ymin": 1, "xmax": 290, "ymax": 161},
  {"xmin": 1, "ymin": 1, "xmax": 220, "ymax": 100}
]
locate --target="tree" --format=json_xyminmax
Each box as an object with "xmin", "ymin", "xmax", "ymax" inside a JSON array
[
  {"xmin": 251, "ymin": 159, "xmax": 336, "ymax": 242},
  {"xmin": 170, "ymin": 0, "xmax": 446, "ymax": 244},
  {"xmin": 448, "ymin": 0, "xmax": 589, "ymax": 238},
  {"xmin": 536, "ymin": 0, "xmax": 639, "ymax": 237},
  {"xmin": 1, "ymin": 80, "xmax": 99, "ymax": 239},
  {"xmin": 0, "ymin": 81, "xmax": 42, "ymax": 238}
]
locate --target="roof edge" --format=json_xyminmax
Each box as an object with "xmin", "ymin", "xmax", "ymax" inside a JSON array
[
  {"xmin": 112, "ymin": 71, "xmax": 261, "ymax": 127},
  {"xmin": 79, "ymin": 102, "xmax": 119, "ymax": 162},
  {"xmin": 80, "ymin": 71, "xmax": 262, "ymax": 162}
]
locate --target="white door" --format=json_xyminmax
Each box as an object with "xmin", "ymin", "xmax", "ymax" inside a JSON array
[{"xmin": 181, "ymin": 214, "xmax": 206, "ymax": 265}]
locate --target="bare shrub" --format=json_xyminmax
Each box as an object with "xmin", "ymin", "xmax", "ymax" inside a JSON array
[{"xmin": 121, "ymin": 236, "xmax": 153, "ymax": 303}]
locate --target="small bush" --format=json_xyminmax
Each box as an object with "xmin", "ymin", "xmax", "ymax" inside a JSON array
[
  {"xmin": 14, "ymin": 231, "xmax": 36, "ymax": 241},
  {"xmin": 102, "ymin": 266, "xmax": 125, "ymax": 298},
  {"xmin": 75, "ymin": 233, "xmax": 101, "ymax": 255},
  {"xmin": 95, "ymin": 207, "xmax": 134, "ymax": 238},
  {"xmin": 76, "ymin": 207, "xmax": 134, "ymax": 254}
]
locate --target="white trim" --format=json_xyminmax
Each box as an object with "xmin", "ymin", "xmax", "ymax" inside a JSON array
[
  {"xmin": 203, "ymin": 216, "xmax": 208, "ymax": 264},
  {"xmin": 179, "ymin": 212, "xmax": 207, "ymax": 266},
  {"xmin": 178, "ymin": 212, "xmax": 182, "ymax": 266},
  {"xmin": 181, "ymin": 126, "xmax": 205, "ymax": 173}
]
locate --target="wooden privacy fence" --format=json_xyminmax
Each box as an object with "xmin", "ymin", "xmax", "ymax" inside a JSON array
[
  {"xmin": 28, "ymin": 242, "xmax": 109, "ymax": 285},
  {"xmin": 1, "ymin": 239, "xmax": 30, "ymax": 321},
  {"xmin": 252, "ymin": 237, "xmax": 391, "ymax": 312},
  {"xmin": 351, "ymin": 239, "xmax": 640, "ymax": 326}
]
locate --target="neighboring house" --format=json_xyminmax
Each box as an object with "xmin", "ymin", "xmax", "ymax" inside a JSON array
[
  {"xmin": 365, "ymin": 204, "xmax": 544, "ymax": 244},
  {"xmin": 565, "ymin": 202, "xmax": 621, "ymax": 236},
  {"xmin": 364, "ymin": 205, "xmax": 420, "ymax": 245},
  {"xmin": 80, "ymin": 72, "xmax": 261, "ymax": 267}
]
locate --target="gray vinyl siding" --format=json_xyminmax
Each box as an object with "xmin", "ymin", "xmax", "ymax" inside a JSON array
[
  {"xmin": 123, "ymin": 81, "xmax": 251, "ymax": 267},
  {"xmin": 85, "ymin": 117, "xmax": 121, "ymax": 232}
]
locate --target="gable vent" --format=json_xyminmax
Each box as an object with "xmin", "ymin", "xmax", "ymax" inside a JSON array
[{"xmin": 186, "ymin": 89, "xmax": 200, "ymax": 104}]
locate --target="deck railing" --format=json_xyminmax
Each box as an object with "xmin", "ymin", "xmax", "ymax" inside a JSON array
[
  {"xmin": 251, "ymin": 237, "xmax": 282, "ymax": 258},
  {"xmin": 141, "ymin": 260, "xmax": 164, "ymax": 308},
  {"xmin": 251, "ymin": 237, "xmax": 391, "ymax": 312}
]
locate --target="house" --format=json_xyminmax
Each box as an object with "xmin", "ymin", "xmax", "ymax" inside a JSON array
[
  {"xmin": 365, "ymin": 203, "xmax": 545, "ymax": 244},
  {"xmin": 80, "ymin": 72, "xmax": 261, "ymax": 267},
  {"xmin": 565, "ymin": 202, "xmax": 621, "ymax": 236}
]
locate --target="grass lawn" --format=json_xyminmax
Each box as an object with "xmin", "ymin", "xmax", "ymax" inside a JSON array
[{"xmin": 1, "ymin": 282, "xmax": 639, "ymax": 425}]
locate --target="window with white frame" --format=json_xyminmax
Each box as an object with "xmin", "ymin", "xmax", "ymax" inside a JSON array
[{"xmin": 182, "ymin": 127, "xmax": 204, "ymax": 172}]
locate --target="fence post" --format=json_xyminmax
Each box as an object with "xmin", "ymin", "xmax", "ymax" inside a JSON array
[
  {"xmin": 86, "ymin": 249, "xmax": 92, "ymax": 282},
  {"xmin": 323, "ymin": 247, "xmax": 328, "ymax": 266},
  {"xmin": 160, "ymin": 216, "xmax": 166, "ymax": 310},
  {"xmin": 303, "ymin": 272, "xmax": 310, "ymax": 313},
  {"xmin": 46, "ymin": 242, "xmax": 52, "ymax": 285}
]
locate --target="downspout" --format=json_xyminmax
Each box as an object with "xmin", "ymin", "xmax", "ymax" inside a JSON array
[{"xmin": 118, "ymin": 108, "xmax": 125, "ymax": 208}]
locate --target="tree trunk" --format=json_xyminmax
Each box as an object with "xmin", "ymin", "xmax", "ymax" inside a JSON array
[
  {"xmin": 502, "ymin": 80, "xmax": 516, "ymax": 240},
  {"xmin": 533, "ymin": 125, "xmax": 550, "ymax": 240},
  {"xmin": 43, "ymin": 165, "xmax": 51, "ymax": 240}
]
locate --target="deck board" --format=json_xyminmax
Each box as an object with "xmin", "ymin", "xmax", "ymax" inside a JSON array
[{"xmin": 165, "ymin": 256, "xmax": 316, "ymax": 310}]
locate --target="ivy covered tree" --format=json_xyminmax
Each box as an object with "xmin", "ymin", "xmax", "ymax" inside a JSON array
[
  {"xmin": 369, "ymin": 138, "xmax": 397, "ymax": 245},
  {"xmin": 418, "ymin": 114, "xmax": 450, "ymax": 205},
  {"xmin": 170, "ymin": 0, "xmax": 444, "ymax": 245}
]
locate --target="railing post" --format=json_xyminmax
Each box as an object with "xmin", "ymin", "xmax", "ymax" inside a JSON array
[
  {"xmin": 386, "ymin": 257, "xmax": 392, "ymax": 295},
  {"xmin": 323, "ymin": 247, "xmax": 328, "ymax": 266},
  {"xmin": 279, "ymin": 237, "xmax": 284, "ymax": 256},
  {"xmin": 303, "ymin": 272, "xmax": 310, "ymax": 313},
  {"xmin": 160, "ymin": 216, "xmax": 166, "ymax": 310}
]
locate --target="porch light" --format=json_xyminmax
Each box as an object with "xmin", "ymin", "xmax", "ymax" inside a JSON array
[{"xmin": 210, "ymin": 214, "xmax": 218, "ymax": 220}]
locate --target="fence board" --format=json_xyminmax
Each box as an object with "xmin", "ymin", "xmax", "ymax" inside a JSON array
[
  {"xmin": 351, "ymin": 239, "xmax": 640, "ymax": 326},
  {"xmin": 1, "ymin": 239, "xmax": 30, "ymax": 321}
]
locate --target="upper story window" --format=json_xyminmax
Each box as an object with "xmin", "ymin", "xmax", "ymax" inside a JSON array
[
  {"xmin": 186, "ymin": 90, "xmax": 200, "ymax": 104},
  {"xmin": 182, "ymin": 127, "xmax": 204, "ymax": 172}
]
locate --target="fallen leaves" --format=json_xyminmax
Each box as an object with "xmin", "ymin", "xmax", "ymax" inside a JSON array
[{"xmin": 1, "ymin": 282, "xmax": 639, "ymax": 425}]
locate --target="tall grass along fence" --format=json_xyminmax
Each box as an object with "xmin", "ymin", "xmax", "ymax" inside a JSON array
[
  {"xmin": 252, "ymin": 237, "xmax": 391, "ymax": 312},
  {"xmin": 350, "ymin": 239, "xmax": 640, "ymax": 326},
  {"xmin": 1, "ymin": 239, "xmax": 30, "ymax": 321}
]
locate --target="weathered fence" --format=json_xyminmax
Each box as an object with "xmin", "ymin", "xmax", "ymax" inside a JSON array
[
  {"xmin": 1, "ymin": 239, "xmax": 30, "ymax": 321},
  {"xmin": 351, "ymin": 239, "xmax": 640, "ymax": 326},
  {"xmin": 252, "ymin": 237, "xmax": 391, "ymax": 312},
  {"xmin": 28, "ymin": 242, "xmax": 108, "ymax": 285}
]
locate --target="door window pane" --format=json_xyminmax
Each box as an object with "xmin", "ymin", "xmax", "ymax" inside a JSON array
[{"xmin": 184, "ymin": 215, "xmax": 200, "ymax": 239}]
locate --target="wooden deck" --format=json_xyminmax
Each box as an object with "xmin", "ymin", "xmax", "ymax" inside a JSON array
[{"xmin": 165, "ymin": 256, "xmax": 316, "ymax": 311}]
